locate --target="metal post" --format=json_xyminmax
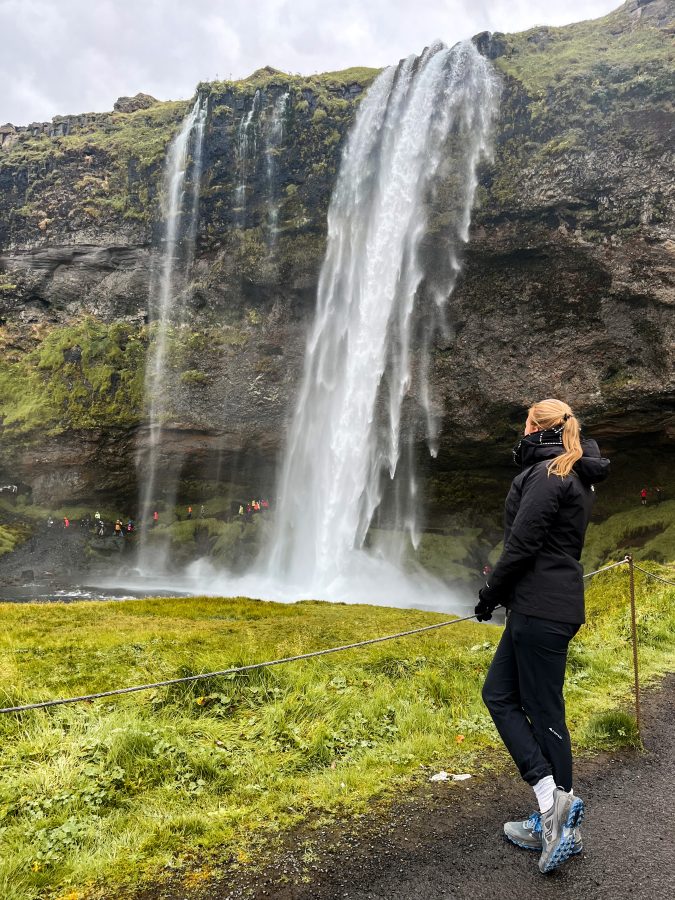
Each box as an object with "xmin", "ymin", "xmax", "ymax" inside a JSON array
[{"xmin": 626, "ymin": 555, "xmax": 641, "ymax": 741}]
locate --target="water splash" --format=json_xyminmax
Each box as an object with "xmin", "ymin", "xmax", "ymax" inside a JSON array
[
  {"xmin": 137, "ymin": 95, "xmax": 208, "ymax": 570},
  {"xmin": 264, "ymin": 41, "xmax": 499, "ymax": 597}
]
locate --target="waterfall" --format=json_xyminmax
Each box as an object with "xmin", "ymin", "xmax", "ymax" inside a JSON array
[
  {"xmin": 265, "ymin": 91, "xmax": 289, "ymax": 246},
  {"xmin": 264, "ymin": 41, "xmax": 499, "ymax": 595},
  {"xmin": 236, "ymin": 89, "xmax": 261, "ymax": 222},
  {"xmin": 137, "ymin": 95, "xmax": 208, "ymax": 569}
]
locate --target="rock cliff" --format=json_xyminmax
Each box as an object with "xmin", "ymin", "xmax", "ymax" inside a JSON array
[{"xmin": 0, "ymin": 0, "xmax": 673, "ymax": 512}]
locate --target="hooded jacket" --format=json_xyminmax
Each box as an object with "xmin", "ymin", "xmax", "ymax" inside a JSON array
[{"xmin": 486, "ymin": 431, "xmax": 610, "ymax": 624}]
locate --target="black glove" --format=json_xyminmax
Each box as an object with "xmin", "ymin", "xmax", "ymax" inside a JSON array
[{"xmin": 474, "ymin": 584, "xmax": 499, "ymax": 622}]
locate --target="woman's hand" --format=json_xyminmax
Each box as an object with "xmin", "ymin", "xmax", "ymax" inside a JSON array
[{"xmin": 475, "ymin": 584, "xmax": 499, "ymax": 622}]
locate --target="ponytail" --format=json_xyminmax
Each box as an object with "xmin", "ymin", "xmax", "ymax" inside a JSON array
[{"xmin": 527, "ymin": 399, "xmax": 583, "ymax": 478}]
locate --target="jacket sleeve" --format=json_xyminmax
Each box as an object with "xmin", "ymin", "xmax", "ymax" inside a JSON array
[{"xmin": 487, "ymin": 463, "xmax": 564, "ymax": 601}]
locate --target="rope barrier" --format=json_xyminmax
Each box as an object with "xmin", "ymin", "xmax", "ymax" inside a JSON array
[
  {"xmin": 0, "ymin": 611, "xmax": 479, "ymax": 714},
  {"xmin": 1, "ymin": 555, "xmax": 671, "ymax": 716},
  {"xmin": 632, "ymin": 564, "xmax": 675, "ymax": 587},
  {"xmin": 581, "ymin": 559, "xmax": 630, "ymax": 579}
]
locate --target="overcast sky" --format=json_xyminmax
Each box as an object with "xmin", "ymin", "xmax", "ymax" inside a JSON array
[{"xmin": 1, "ymin": 0, "xmax": 620, "ymax": 125}]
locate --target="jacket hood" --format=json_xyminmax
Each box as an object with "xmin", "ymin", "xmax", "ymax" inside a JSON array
[{"xmin": 513, "ymin": 431, "xmax": 610, "ymax": 486}]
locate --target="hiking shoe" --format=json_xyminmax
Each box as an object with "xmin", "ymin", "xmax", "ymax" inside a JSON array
[
  {"xmin": 504, "ymin": 811, "xmax": 582, "ymax": 854},
  {"xmin": 538, "ymin": 789, "xmax": 585, "ymax": 874}
]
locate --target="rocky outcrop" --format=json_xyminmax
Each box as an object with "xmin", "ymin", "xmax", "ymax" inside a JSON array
[
  {"xmin": 0, "ymin": 1, "xmax": 673, "ymax": 509},
  {"xmin": 113, "ymin": 93, "xmax": 158, "ymax": 113}
]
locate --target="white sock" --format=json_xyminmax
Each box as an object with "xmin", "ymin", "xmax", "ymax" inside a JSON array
[{"xmin": 533, "ymin": 775, "xmax": 556, "ymax": 814}]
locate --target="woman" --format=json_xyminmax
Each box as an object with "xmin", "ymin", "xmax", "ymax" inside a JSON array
[{"xmin": 475, "ymin": 398, "xmax": 609, "ymax": 874}]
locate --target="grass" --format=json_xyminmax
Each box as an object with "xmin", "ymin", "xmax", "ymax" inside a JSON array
[{"xmin": 0, "ymin": 564, "xmax": 673, "ymax": 899}]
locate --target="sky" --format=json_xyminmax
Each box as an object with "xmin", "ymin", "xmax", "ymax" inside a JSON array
[{"xmin": 1, "ymin": 0, "xmax": 621, "ymax": 126}]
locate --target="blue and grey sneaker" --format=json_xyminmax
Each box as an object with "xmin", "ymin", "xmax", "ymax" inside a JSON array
[
  {"xmin": 504, "ymin": 811, "xmax": 582, "ymax": 854},
  {"xmin": 538, "ymin": 788, "xmax": 585, "ymax": 874}
]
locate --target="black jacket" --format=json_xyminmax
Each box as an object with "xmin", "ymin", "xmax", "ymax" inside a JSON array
[{"xmin": 486, "ymin": 432, "xmax": 610, "ymax": 624}]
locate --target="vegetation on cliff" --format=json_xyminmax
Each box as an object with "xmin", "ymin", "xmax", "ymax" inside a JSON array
[
  {"xmin": 0, "ymin": 565, "xmax": 672, "ymax": 899},
  {"xmin": 479, "ymin": 0, "xmax": 674, "ymax": 222},
  {"xmin": 0, "ymin": 319, "xmax": 146, "ymax": 435}
]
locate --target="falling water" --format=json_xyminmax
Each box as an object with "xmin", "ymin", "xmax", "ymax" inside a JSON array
[
  {"xmin": 137, "ymin": 95, "xmax": 208, "ymax": 569},
  {"xmin": 264, "ymin": 41, "xmax": 499, "ymax": 597},
  {"xmin": 236, "ymin": 89, "xmax": 261, "ymax": 221},
  {"xmin": 265, "ymin": 91, "xmax": 289, "ymax": 245}
]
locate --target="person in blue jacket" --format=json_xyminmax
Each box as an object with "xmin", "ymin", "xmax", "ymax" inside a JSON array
[{"xmin": 476, "ymin": 398, "xmax": 609, "ymax": 874}]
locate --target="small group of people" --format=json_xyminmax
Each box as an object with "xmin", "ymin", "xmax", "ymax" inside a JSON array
[
  {"xmin": 238, "ymin": 498, "xmax": 270, "ymax": 519},
  {"xmin": 639, "ymin": 486, "xmax": 662, "ymax": 506},
  {"xmin": 113, "ymin": 517, "xmax": 135, "ymax": 537}
]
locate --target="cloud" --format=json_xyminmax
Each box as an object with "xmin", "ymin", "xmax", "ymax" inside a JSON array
[{"xmin": 0, "ymin": 0, "xmax": 620, "ymax": 125}]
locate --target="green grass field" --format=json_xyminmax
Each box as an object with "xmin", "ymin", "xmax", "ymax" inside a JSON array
[{"xmin": 0, "ymin": 564, "xmax": 674, "ymax": 900}]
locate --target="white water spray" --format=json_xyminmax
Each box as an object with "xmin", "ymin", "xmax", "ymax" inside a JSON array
[
  {"xmin": 263, "ymin": 41, "xmax": 499, "ymax": 600},
  {"xmin": 137, "ymin": 95, "xmax": 208, "ymax": 569}
]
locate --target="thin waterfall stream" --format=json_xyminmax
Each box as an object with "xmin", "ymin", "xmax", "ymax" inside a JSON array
[{"xmin": 136, "ymin": 95, "xmax": 208, "ymax": 571}]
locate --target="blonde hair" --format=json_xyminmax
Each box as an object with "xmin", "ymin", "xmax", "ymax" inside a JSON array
[{"xmin": 528, "ymin": 398, "xmax": 583, "ymax": 478}]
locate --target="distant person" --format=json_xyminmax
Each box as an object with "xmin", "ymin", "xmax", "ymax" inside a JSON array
[
  {"xmin": 477, "ymin": 399, "xmax": 609, "ymax": 875},
  {"xmin": 187, "ymin": 505, "xmax": 193, "ymax": 520},
  {"xmin": 94, "ymin": 511, "xmax": 101, "ymax": 521},
  {"xmin": 47, "ymin": 515, "xmax": 54, "ymax": 528},
  {"xmin": 261, "ymin": 499, "xmax": 269, "ymax": 510},
  {"xmin": 63, "ymin": 516, "xmax": 70, "ymax": 528},
  {"xmin": 153, "ymin": 510, "xmax": 159, "ymax": 526},
  {"xmin": 114, "ymin": 519, "xmax": 123, "ymax": 537},
  {"xmin": 96, "ymin": 519, "xmax": 105, "ymax": 537},
  {"xmin": 655, "ymin": 487, "xmax": 662, "ymax": 504},
  {"xmin": 200, "ymin": 504, "xmax": 206, "ymax": 518},
  {"xmin": 127, "ymin": 520, "xmax": 134, "ymax": 533},
  {"xmin": 238, "ymin": 504, "xmax": 244, "ymax": 516},
  {"xmin": 640, "ymin": 487, "xmax": 647, "ymax": 506}
]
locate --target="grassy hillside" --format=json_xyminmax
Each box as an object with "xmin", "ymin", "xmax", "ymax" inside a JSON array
[{"xmin": 1, "ymin": 563, "xmax": 673, "ymax": 899}]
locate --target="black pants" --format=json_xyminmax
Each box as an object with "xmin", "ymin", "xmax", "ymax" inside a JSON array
[{"xmin": 481, "ymin": 611, "xmax": 580, "ymax": 791}]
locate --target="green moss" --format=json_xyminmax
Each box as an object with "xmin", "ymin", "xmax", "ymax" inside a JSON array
[
  {"xmin": 0, "ymin": 273, "xmax": 17, "ymax": 292},
  {"xmin": 179, "ymin": 369, "xmax": 209, "ymax": 386},
  {"xmin": 0, "ymin": 319, "xmax": 146, "ymax": 436},
  {"xmin": 582, "ymin": 499, "xmax": 675, "ymax": 571},
  {"xmin": 0, "ymin": 523, "xmax": 30, "ymax": 557}
]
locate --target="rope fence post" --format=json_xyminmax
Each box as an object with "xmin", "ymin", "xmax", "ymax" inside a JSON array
[{"xmin": 625, "ymin": 554, "xmax": 641, "ymax": 741}]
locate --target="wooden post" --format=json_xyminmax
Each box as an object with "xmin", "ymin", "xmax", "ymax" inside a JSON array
[{"xmin": 626, "ymin": 555, "xmax": 641, "ymax": 741}]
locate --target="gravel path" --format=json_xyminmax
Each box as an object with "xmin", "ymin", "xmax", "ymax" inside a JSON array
[
  {"xmin": 272, "ymin": 678, "xmax": 674, "ymax": 900},
  {"xmin": 129, "ymin": 675, "xmax": 675, "ymax": 900}
]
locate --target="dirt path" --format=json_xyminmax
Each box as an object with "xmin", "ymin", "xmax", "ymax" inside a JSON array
[{"xmin": 132, "ymin": 676, "xmax": 675, "ymax": 900}]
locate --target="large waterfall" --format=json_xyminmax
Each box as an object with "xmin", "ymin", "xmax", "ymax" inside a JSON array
[
  {"xmin": 137, "ymin": 95, "xmax": 208, "ymax": 569},
  {"xmin": 262, "ymin": 41, "xmax": 499, "ymax": 601}
]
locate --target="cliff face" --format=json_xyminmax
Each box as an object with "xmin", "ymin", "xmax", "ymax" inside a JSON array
[{"xmin": 0, "ymin": 0, "xmax": 673, "ymax": 508}]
